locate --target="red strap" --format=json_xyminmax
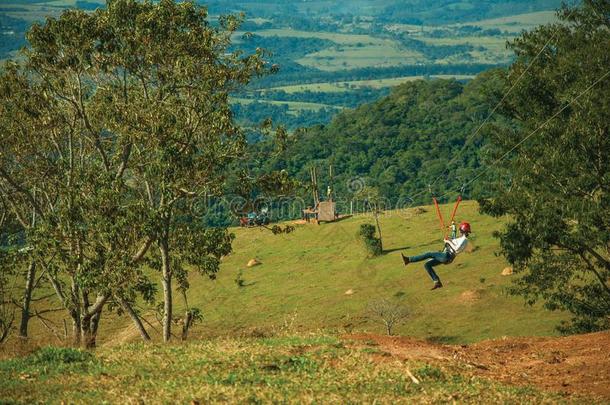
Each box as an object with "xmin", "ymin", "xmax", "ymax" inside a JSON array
[
  {"xmin": 449, "ymin": 195, "xmax": 462, "ymax": 224},
  {"xmin": 432, "ymin": 197, "xmax": 446, "ymax": 237}
]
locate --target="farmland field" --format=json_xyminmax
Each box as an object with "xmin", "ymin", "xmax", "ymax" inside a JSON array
[
  {"xmin": 1, "ymin": 0, "xmax": 565, "ymax": 128},
  {"xmin": 265, "ymin": 75, "xmax": 476, "ymax": 93},
  {"xmin": 463, "ymin": 10, "xmax": 558, "ymax": 32},
  {"xmin": 232, "ymin": 97, "xmax": 343, "ymax": 113}
]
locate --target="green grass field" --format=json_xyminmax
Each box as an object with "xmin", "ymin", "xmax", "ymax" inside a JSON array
[
  {"xmin": 0, "ymin": 336, "xmax": 579, "ymax": 404},
  {"xmin": 246, "ymin": 29, "xmax": 424, "ymax": 71},
  {"xmin": 418, "ymin": 35, "xmax": 513, "ymax": 64},
  {"xmin": 296, "ymin": 44, "xmax": 423, "ymax": 71},
  {"xmin": 174, "ymin": 201, "xmax": 564, "ymax": 344},
  {"xmin": 251, "ymin": 29, "xmax": 389, "ymax": 46},
  {"xmin": 3, "ymin": 201, "xmax": 565, "ymax": 348},
  {"xmin": 4, "ymin": 201, "xmax": 565, "ymax": 349}
]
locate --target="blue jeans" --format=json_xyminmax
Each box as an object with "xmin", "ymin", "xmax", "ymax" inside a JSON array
[{"xmin": 409, "ymin": 251, "xmax": 452, "ymax": 282}]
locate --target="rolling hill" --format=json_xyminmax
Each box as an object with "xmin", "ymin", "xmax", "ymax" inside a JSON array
[
  {"xmin": 96, "ymin": 200, "xmax": 568, "ymax": 346},
  {"xmin": 6, "ymin": 201, "xmax": 606, "ymax": 404}
]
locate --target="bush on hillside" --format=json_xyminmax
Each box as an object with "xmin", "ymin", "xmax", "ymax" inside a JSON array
[{"xmin": 358, "ymin": 224, "xmax": 382, "ymax": 257}]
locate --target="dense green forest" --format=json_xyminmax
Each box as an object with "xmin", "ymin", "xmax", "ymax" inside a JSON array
[{"xmin": 251, "ymin": 71, "xmax": 508, "ymax": 207}]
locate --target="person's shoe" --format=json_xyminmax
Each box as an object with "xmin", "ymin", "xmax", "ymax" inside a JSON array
[
  {"xmin": 401, "ymin": 253, "xmax": 410, "ymax": 266},
  {"xmin": 431, "ymin": 281, "xmax": 443, "ymax": 290}
]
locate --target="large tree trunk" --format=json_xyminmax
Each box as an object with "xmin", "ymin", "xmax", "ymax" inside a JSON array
[
  {"xmin": 71, "ymin": 311, "xmax": 81, "ymax": 345},
  {"xmin": 18, "ymin": 261, "xmax": 36, "ymax": 338},
  {"xmin": 81, "ymin": 315, "xmax": 94, "ymax": 348},
  {"xmin": 160, "ymin": 238, "xmax": 172, "ymax": 343},
  {"xmin": 80, "ymin": 312, "xmax": 101, "ymax": 349},
  {"xmin": 120, "ymin": 298, "xmax": 151, "ymax": 341},
  {"xmin": 89, "ymin": 310, "xmax": 101, "ymax": 346},
  {"xmin": 80, "ymin": 294, "xmax": 107, "ymax": 348}
]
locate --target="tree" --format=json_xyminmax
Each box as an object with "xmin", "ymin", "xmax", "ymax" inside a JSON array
[
  {"xmin": 0, "ymin": 64, "xmax": 54, "ymax": 341},
  {"xmin": 0, "ymin": 16, "xmax": 156, "ymax": 346},
  {"xmin": 0, "ymin": 0, "xmax": 269, "ymax": 347},
  {"xmin": 82, "ymin": 0, "xmax": 269, "ymax": 342},
  {"xmin": 366, "ymin": 298, "xmax": 409, "ymax": 336},
  {"xmin": 358, "ymin": 224, "xmax": 382, "ymax": 258},
  {"xmin": 480, "ymin": 0, "xmax": 610, "ymax": 333},
  {"xmin": 0, "ymin": 245, "xmax": 16, "ymax": 344}
]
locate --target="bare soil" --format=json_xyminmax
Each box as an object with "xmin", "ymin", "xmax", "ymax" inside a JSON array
[{"xmin": 346, "ymin": 331, "xmax": 610, "ymax": 401}]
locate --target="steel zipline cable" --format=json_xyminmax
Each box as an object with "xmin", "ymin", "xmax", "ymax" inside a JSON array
[
  {"xmin": 433, "ymin": 69, "xmax": 610, "ymax": 202},
  {"xmin": 394, "ymin": 67, "xmax": 609, "ymax": 212},
  {"xmin": 424, "ymin": 3, "xmax": 580, "ymax": 193}
]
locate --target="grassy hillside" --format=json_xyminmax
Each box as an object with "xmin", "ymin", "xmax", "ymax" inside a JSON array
[
  {"xmin": 153, "ymin": 201, "xmax": 566, "ymax": 345},
  {"xmin": 0, "ymin": 203, "xmax": 583, "ymax": 403}
]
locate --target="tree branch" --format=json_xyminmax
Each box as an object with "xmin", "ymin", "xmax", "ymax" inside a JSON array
[
  {"xmin": 83, "ymin": 293, "xmax": 109, "ymax": 318},
  {"xmin": 132, "ymin": 238, "xmax": 153, "ymax": 263},
  {"xmin": 46, "ymin": 271, "xmax": 67, "ymax": 306},
  {"xmin": 580, "ymin": 250, "xmax": 610, "ymax": 297},
  {"xmin": 0, "ymin": 169, "xmax": 44, "ymax": 220},
  {"xmin": 115, "ymin": 143, "xmax": 132, "ymax": 181}
]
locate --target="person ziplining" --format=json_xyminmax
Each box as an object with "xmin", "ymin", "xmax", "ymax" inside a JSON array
[
  {"xmin": 400, "ymin": 194, "xmax": 471, "ymax": 290},
  {"xmin": 401, "ymin": 221, "xmax": 471, "ymax": 290}
]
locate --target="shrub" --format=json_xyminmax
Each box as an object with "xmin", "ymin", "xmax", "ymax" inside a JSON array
[
  {"xmin": 358, "ymin": 224, "xmax": 382, "ymax": 257},
  {"xmin": 32, "ymin": 347, "xmax": 93, "ymax": 364}
]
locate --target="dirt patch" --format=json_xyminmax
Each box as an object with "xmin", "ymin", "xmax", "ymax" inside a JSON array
[
  {"xmin": 345, "ymin": 334, "xmax": 451, "ymax": 361},
  {"xmin": 457, "ymin": 332, "xmax": 610, "ymax": 400},
  {"xmin": 458, "ymin": 290, "xmax": 481, "ymax": 303},
  {"xmin": 344, "ymin": 331, "xmax": 610, "ymax": 401}
]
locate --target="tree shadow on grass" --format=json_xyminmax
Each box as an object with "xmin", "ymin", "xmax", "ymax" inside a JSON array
[
  {"xmin": 238, "ymin": 281, "xmax": 257, "ymax": 288},
  {"xmin": 381, "ymin": 246, "xmax": 410, "ymax": 255}
]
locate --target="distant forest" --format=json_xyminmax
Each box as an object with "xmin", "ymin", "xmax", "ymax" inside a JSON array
[{"xmin": 248, "ymin": 71, "xmax": 509, "ymax": 209}]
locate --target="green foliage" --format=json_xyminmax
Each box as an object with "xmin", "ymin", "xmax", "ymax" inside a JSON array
[
  {"xmin": 253, "ymin": 72, "xmax": 507, "ymax": 207},
  {"xmin": 416, "ymin": 364, "xmax": 445, "ymax": 381},
  {"xmin": 358, "ymin": 223, "xmax": 382, "ymax": 257},
  {"xmin": 0, "ymin": 250, "xmax": 15, "ymax": 344},
  {"xmin": 237, "ymin": 34, "xmax": 334, "ymax": 59},
  {"xmin": 232, "ymin": 101, "xmax": 338, "ymax": 130},
  {"xmin": 480, "ymin": 0, "xmax": 610, "ymax": 333},
  {"xmin": 1, "ymin": 0, "xmax": 271, "ymax": 345},
  {"xmin": 0, "ymin": 346, "xmax": 99, "ymax": 378},
  {"xmin": 31, "ymin": 347, "xmax": 93, "ymax": 365},
  {"xmin": 283, "ymin": 355, "xmax": 318, "ymax": 373}
]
